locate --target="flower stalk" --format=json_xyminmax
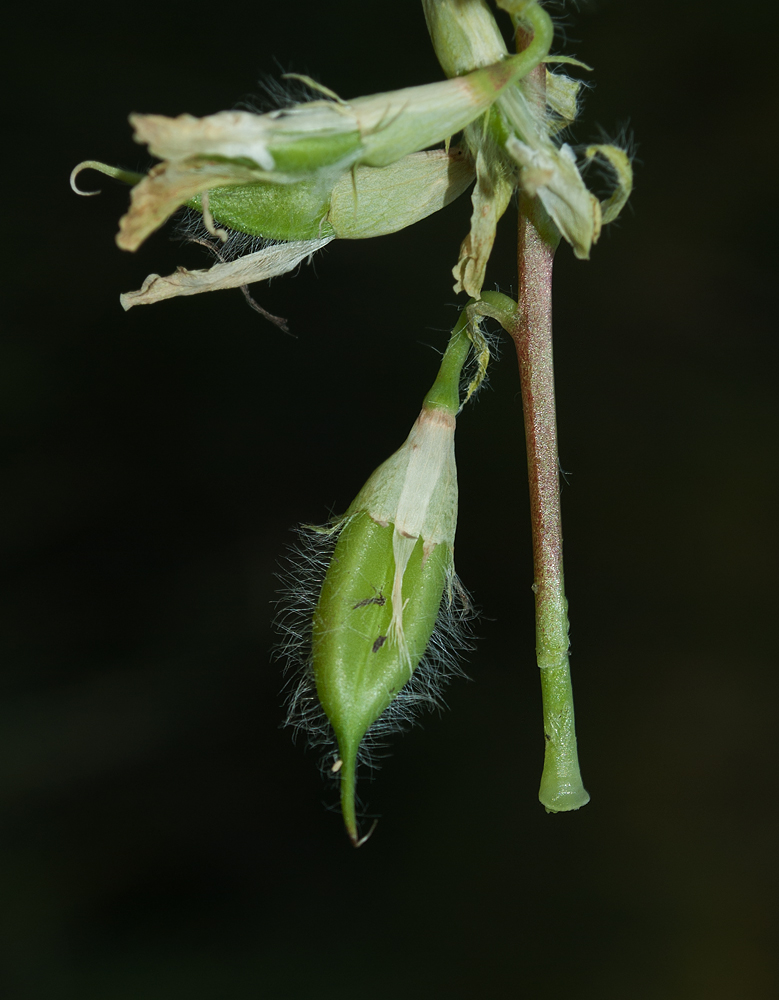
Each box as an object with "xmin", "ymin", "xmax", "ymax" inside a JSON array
[
  {"xmin": 477, "ymin": 272, "xmax": 588, "ymax": 811},
  {"xmin": 511, "ymin": 39, "xmax": 588, "ymax": 811},
  {"xmin": 514, "ymin": 190, "xmax": 589, "ymax": 811},
  {"xmin": 436, "ymin": 3, "xmax": 592, "ymax": 813}
]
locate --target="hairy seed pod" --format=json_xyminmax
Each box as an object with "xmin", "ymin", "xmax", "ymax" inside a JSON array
[
  {"xmin": 71, "ymin": 151, "xmax": 476, "ymax": 310},
  {"xmin": 310, "ymin": 314, "xmax": 474, "ymax": 844},
  {"xmin": 190, "ymin": 148, "xmax": 476, "ymax": 242}
]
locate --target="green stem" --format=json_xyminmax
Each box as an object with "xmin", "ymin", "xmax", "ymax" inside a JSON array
[
  {"xmin": 338, "ymin": 745, "xmax": 360, "ymax": 846},
  {"xmin": 423, "ymin": 311, "xmax": 471, "ymax": 414}
]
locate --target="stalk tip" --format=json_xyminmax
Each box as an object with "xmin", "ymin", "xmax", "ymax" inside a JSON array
[{"xmin": 539, "ymin": 775, "xmax": 590, "ymax": 813}]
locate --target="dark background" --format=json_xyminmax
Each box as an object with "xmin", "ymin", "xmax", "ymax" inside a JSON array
[{"xmin": 4, "ymin": 1, "xmax": 778, "ymax": 996}]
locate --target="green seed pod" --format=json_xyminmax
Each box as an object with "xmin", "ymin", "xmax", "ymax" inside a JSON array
[
  {"xmin": 312, "ymin": 511, "xmax": 454, "ymax": 843},
  {"xmin": 285, "ymin": 311, "xmax": 477, "ymax": 845},
  {"xmin": 188, "ymin": 147, "xmax": 475, "ymax": 243},
  {"xmin": 72, "ymin": 150, "xmax": 476, "ymax": 310}
]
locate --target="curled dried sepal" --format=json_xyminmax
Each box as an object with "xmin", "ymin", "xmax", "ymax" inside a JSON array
[
  {"xmin": 71, "ymin": 161, "xmax": 143, "ymax": 195},
  {"xmin": 311, "ymin": 313, "xmax": 477, "ymax": 844},
  {"xmin": 585, "ymin": 143, "xmax": 633, "ymax": 225},
  {"xmin": 452, "ymin": 114, "xmax": 515, "ymax": 296},
  {"xmin": 506, "ymin": 136, "xmax": 601, "ymax": 260},
  {"xmin": 543, "ymin": 66, "xmax": 586, "ymax": 134},
  {"xmin": 119, "ymin": 237, "xmax": 333, "ymax": 310},
  {"xmin": 461, "ymin": 303, "xmax": 493, "ymax": 406},
  {"xmin": 504, "ymin": 138, "xmax": 633, "ymax": 261}
]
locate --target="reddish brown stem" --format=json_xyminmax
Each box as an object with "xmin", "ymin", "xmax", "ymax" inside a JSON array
[
  {"xmin": 509, "ymin": 42, "xmax": 589, "ymax": 810},
  {"xmin": 515, "ymin": 191, "xmax": 562, "ymax": 603}
]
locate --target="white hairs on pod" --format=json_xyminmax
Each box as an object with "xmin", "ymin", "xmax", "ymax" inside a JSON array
[{"xmin": 274, "ymin": 519, "xmax": 476, "ymax": 784}]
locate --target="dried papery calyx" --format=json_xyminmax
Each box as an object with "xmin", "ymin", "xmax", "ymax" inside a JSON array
[
  {"xmin": 423, "ymin": 0, "xmax": 633, "ymax": 293},
  {"xmin": 77, "ymin": 30, "xmax": 551, "ymax": 258},
  {"xmin": 71, "ymin": 10, "xmax": 556, "ymax": 317},
  {"xmin": 283, "ymin": 309, "xmax": 485, "ymax": 845}
]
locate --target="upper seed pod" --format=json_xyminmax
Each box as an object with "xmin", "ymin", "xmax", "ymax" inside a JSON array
[
  {"xmin": 72, "ymin": 149, "xmax": 476, "ymax": 310},
  {"xmin": 73, "ymin": 8, "xmax": 554, "ymax": 260},
  {"xmin": 309, "ymin": 312, "xmax": 477, "ymax": 844}
]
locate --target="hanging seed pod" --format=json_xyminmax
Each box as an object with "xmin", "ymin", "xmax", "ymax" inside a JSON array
[
  {"xmin": 283, "ymin": 309, "xmax": 484, "ymax": 845},
  {"xmin": 71, "ymin": 150, "xmax": 475, "ymax": 310}
]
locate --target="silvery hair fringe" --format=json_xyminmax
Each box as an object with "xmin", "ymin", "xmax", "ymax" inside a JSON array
[{"xmin": 274, "ymin": 520, "xmax": 476, "ymax": 784}]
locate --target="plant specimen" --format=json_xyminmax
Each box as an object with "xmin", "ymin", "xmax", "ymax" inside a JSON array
[{"xmin": 72, "ymin": 0, "xmax": 632, "ymax": 844}]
